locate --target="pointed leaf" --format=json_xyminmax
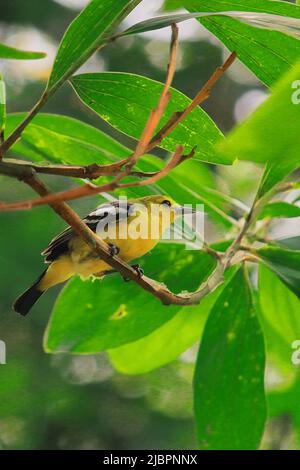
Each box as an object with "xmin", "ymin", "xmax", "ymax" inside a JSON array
[
  {"xmin": 6, "ymin": 113, "xmax": 129, "ymax": 165},
  {"xmin": 258, "ymin": 201, "xmax": 300, "ymax": 220},
  {"xmin": 121, "ymin": 11, "xmax": 300, "ymax": 40},
  {"xmin": 257, "ymin": 160, "xmax": 298, "ymax": 197},
  {"xmin": 71, "ymin": 73, "xmax": 229, "ymax": 165},
  {"xmin": 219, "ymin": 59, "xmax": 300, "ymax": 165},
  {"xmin": 194, "ymin": 267, "xmax": 266, "ymax": 450},
  {"xmin": 47, "ymin": 0, "xmax": 142, "ymax": 91},
  {"xmin": 180, "ymin": 0, "xmax": 300, "ymax": 87}
]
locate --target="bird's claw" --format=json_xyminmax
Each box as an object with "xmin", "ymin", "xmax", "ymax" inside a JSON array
[
  {"xmin": 132, "ymin": 264, "xmax": 144, "ymax": 278},
  {"xmin": 122, "ymin": 264, "xmax": 144, "ymax": 282},
  {"xmin": 108, "ymin": 243, "xmax": 120, "ymax": 257}
]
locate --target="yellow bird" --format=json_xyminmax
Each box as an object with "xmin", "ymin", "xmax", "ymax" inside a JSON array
[{"xmin": 13, "ymin": 195, "xmax": 194, "ymax": 316}]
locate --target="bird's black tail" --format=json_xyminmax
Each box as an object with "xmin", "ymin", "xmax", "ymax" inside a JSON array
[{"xmin": 13, "ymin": 269, "xmax": 47, "ymax": 316}]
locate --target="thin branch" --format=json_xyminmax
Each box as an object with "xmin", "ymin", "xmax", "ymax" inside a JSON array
[
  {"xmin": 0, "ymin": 90, "xmax": 50, "ymax": 155},
  {"xmin": 147, "ymin": 51, "xmax": 237, "ymax": 151},
  {"xmin": 0, "ymin": 146, "xmax": 191, "ymax": 210},
  {"xmin": 1, "ymin": 158, "xmax": 135, "ymax": 179},
  {"xmin": 127, "ymin": 23, "xmax": 179, "ymax": 168},
  {"xmin": 1, "ymin": 163, "xmax": 250, "ymax": 306}
]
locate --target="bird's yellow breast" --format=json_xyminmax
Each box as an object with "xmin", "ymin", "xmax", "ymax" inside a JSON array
[{"xmin": 68, "ymin": 216, "xmax": 161, "ymax": 278}]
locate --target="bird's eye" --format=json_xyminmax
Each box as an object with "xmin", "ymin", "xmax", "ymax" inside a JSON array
[{"xmin": 161, "ymin": 199, "xmax": 171, "ymax": 207}]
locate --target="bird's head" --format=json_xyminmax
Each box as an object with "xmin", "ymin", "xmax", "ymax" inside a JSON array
[{"xmin": 129, "ymin": 195, "xmax": 196, "ymax": 235}]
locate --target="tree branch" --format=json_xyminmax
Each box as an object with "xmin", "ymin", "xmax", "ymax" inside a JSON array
[
  {"xmin": 147, "ymin": 51, "xmax": 237, "ymax": 151},
  {"xmin": 126, "ymin": 23, "xmax": 179, "ymax": 169},
  {"xmin": 0, "ymin": 146, "xmax": 193, "ymax": 210},
  {"xmin": 0, "ymin": 27, "xmax": 242, "ymax": 307},
  {"xmin": 0, "ymin": 162, "xmax": 245, "ymax": 306}
]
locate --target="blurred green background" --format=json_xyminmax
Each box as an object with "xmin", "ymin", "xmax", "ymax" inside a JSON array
[{"xmin": 0, "ymin": 0, "xmax": 297, "ymax": 449}]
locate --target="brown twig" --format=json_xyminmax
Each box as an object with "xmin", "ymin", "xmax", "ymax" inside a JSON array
[
  {"xmin": 0, "ymin": 164, "xmax": 243, "ymax": 306},
  {"xmin": 0, "ymin": 146, "xmax": 191, "ymax": 210},
  {"xmin": 127, "ymin": 23, "xmax": 179, "ymax": 168},
  {"xmin": 1, "ymin": 158, "xmax": 137, "ymax": 179},
  {"xmin": 0, "ymin": 51, "xmax": 236, "ymax": 210},
  {"xmin": 147, "ymin": 51, "xmax": 237, "ymax": 151}
]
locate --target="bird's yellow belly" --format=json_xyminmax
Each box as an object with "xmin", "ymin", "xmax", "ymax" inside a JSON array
[{"xmin": 69, "ymin": 234, "xmax": 159, "ymax": 278}]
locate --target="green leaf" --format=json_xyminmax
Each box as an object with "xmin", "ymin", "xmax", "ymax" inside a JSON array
[
  {"xmin": 109, "ymin": 266, "xmax": 236, "ymax": 375},
  {"xmin": 0, "ymin": 42, "xmax": 46, "ymax": 60},
  {"xmin": 276, "ymin": 237, "xmax": 300, "ymax": 251},
  {"xmin": 256, "ymin": 245, "xmax": 300, "ymax": 299},
  {"xmin": 44, "ymin": 245, "xmax": 216, "ymax": 354},
  {"xmin": 0, "ymin": 74, "xmax": 6, "ymax": 137},
  {"xmin": 180, "ymin": 0, "xmax": 300, "ymax": 87},
  {"xmin": 219, "ymin": 59, "xmax": 300, "ymax": 165},
  {"xmin": 258, "ymin": 201, "xmax": 300, "ymax": 220},
  {"xmin": 47, "ymin": 0, "xmax": 142, "ymax": 91},
  {"xmin": 259, "ymin": 264, "xmax": 300, "ymax": 374},
  {"xmin": 193, "ymin": 267, "xmax": 266, "ymax": 450},
  {"xmin": 6, "ymin": 113, "xmax": 130, "ymax": 165},
  {"xmin": 7, "ymin": 112, "xmax": 233, "ymax": 229},
  {"xmin": 121, "ymin": 11, "xmax": 300, "ymax": 40},
  {"xmin": 6, "ymin": 113, "xmax": 233, "ymax": 228},
  {"xmin": 257, "ymin": 160, "xmax": 298, "ymax": 197},
  {"xmin": 71, "ymin": 72, "xmax": 229, "ymax": 165}
]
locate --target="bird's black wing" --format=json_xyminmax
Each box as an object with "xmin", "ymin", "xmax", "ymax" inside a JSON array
[{"xmin": 42, "ymin": 201, "xmax": 132, "ymax": 262}]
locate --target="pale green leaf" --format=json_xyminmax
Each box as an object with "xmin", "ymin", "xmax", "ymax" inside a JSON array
[
  {"xmin": 219, "ymin": 59, "xmax": 300, "ymax": 166},
  {"xmin": 194, "ymin": 267, "xmax": 266, "ymax": 450},
  {"xmin": 179, "ymin": 0, "xmax": 300, "ymax": 87}
]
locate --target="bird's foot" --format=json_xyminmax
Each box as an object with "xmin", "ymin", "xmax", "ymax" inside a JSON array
[
  {"xmin": 108, "ymin": 243, "xmax": 120, "ymax": 257},
  {"xmin": 132, "ymin": 264, "xmax": 144, "ymax": 278},
  {"xmin": 122, "ymin": 264, "xmax": 144, "ymax": 282}
]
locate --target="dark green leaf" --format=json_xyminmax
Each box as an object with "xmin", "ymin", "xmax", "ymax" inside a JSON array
[
  {"xmin": 0, "ymin": 42, "xmax": 46, "ymax": 60},
  {"xmin": 180, "ymin": 0, "xmax": 300, "ymax": 87},
  {"xmin": 109, "ymin": 267, "xmax": 237, "ymax": 375},
  {"xmin": 219, "ymin": 59, "xmax": 300, "ymax": 165},
  {"xmin": 258, "ymin": 201, "xmax": 300, "ymax": 220},
  {"xmin": 256, "ymin": 246, "xmax": 300, "ymax": 299},
  {"xmin": 194, "ymin": 267, "xmax": 266, "ymax": 450},
  {"xmin": 47, "ymin": 0, "xmax": 142, "ymax": 91},
  {"xmin": 44, "ymin": 245, "xmax": 216, "ymax": 353},
  {"xmin": 6, "ymin": 113, "xmax": 129, "ymax": 165},
  {"xmin": 71, "ymin": 72, "xmax": 229, "ymax": 165}
]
